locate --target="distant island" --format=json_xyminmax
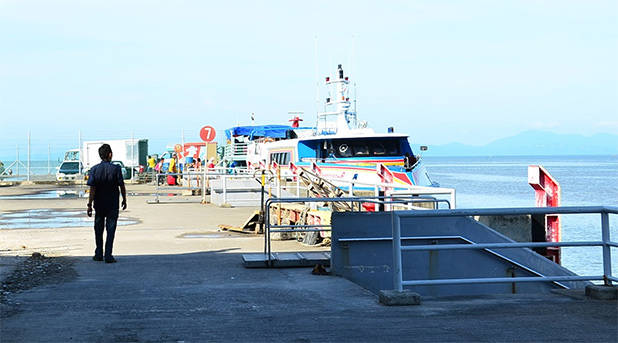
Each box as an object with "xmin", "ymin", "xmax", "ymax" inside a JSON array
[{"xmin": 416, "ymin": 130, "xmax": 618, "ymax": 156}]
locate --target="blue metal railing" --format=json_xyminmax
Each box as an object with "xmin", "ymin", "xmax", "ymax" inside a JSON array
[
  {"xmin": 389, "ymin": 206, "xmax": 618, "ymax": 291},
  {"xmin": 263, "ymin": 196, "xmax": 451, "ymax": 266}
]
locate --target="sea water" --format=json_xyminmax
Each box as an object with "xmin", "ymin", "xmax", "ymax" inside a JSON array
[
  {"xmin": 0, "ymin": 160, "xmax": 58, "ymax": 176},
  {"xmin": 424, "ymin": 155, "xmax": 618, "ymax": 278}
]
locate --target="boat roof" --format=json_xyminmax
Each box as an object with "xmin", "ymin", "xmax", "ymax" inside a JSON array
[
  {"xmin": 225, "ymin": 125, "xmax": 292, "ymax": 140},
  {"xmin": 299, "ymin": 132, "xmax": 409, "ymax": 141}
]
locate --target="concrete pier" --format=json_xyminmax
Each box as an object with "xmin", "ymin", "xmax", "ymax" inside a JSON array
[{"xmin": 1, "ymin": 184, "xmax": 616, "ymax": 342}]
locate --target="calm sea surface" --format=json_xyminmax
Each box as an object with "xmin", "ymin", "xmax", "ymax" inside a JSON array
[{"xmin": 423, "ymin": 155, "xmax": 618, "ymax": 277}]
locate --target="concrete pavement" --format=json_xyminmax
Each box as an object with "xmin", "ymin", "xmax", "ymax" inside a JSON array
[{"xmin": 1, "ymin": 184, "xmax": 616, "ymax": 342}]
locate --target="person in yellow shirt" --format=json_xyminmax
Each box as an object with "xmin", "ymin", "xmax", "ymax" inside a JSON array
[
  {"xmin": 147, "ymin": 155, "xmax": 156, "ymax": 172},
  {"xmin": 168, "ymin": 154, "xmax": 178, "ymax": 185},
  {"xmin": 168, "ymin": 154, "xmax": 177, "ymax": 173}
]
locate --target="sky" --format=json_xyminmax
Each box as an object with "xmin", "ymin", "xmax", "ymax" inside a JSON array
[{"xmin": 1, "ymin": 1, "xmax": 617, "ymax": 160}]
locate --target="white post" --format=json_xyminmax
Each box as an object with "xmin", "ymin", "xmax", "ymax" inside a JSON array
[
  {"xmin": 27, "ymin": 131, "xmax": 31, "ymax": 181},
  {"xmin": 202, "ymin": 166, "xmax": 207, "ymax": 203},
  {"xmin": 78, "ymin": 130, "xmax": 82, "ymax": 176},
  {"xmin": 79, "ymin": 130, "xmax": 83, "ymax": 187},
  {"xmin": 48, "ymin": 144, "xmax": 51, "ymax": 174},
  {"xmin": 222, "ymin": 175, "xmax": 227, "ymax": 205},
  {"xmin": 385, "ymin": 189, "xmax": 391, "ymax": 212},
  {"xmin": 601, "ymin": 212, "xmax": 612, "ymax": 285},
  {"xmin": 155, "ymin": 174, "xmax": 160, "ymax": 203},
  {"xmin": 314, "ymin": 36, "xmax": 319, "ymax": 119},
  {"xmin": 131, "ymin": 131, "xmax": 135, "ymax": 181},
  {"xmin": 16, "ymin": 145, "xmax": 19, "ymax": 176}
]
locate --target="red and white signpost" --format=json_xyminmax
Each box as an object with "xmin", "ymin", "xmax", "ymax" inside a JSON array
[{"xmin": 528, "ymin": 165, "xmax": 561, "ymax": 264}]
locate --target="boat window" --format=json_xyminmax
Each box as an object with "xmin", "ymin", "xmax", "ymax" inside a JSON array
[
  {"xmin": 373, "ymin": 143, "xmax": 386, "ymax": 156},
  {"xmin": 269, "ymin": 152, "xmax": 291, "ymax": 166},
  {"xmin": 330, "ymin": 138, "xmax": 403, "ymax": 158},
  {"xmin": 353, "ymin": 144, "xmax": 370, "ymax": 156},
  {"xmin": 384, "ymin": 140, "xmax": 399, "ymax": 155},
  {"xmin": 337, "ymin": 143, "xmax": 353, "ymax": 157}
]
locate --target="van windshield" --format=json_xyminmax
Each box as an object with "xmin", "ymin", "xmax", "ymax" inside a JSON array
[
  {"xmin": 59, "ymin": 162, "xmax": 80, "ymax": 173},
  {"xmin": 60, "ymin": 162, "xmax": 79, "ymax": 170}
]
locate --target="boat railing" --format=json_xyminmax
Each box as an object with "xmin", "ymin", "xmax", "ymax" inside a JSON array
[
  {"xmin": 335, "ymin": 178, "xmax": 456, "ymax": 209},
  {"xmin": 382, "ymin": 206, "xmax": 618, "ymax": 290},
  {"xmin": 224, "ymin": 142, "xmax": 249, "ymax": 161},
  {"xmin": 267, "ymin": 166, "xmax": 456, "ymax": 209}
]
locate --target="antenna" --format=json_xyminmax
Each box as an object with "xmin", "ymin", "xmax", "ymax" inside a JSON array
[
  {"xmin": 352, "ymin": 35, "xmax": 357, "ymax": 114},
  {"xmin": 314, "ymin": 36, "xmax": 319, "ymax": 130}
]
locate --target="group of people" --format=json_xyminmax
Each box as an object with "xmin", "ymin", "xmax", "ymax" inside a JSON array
[{"xmin": 146, "ymin": 154, "xmax": 217, "ymax": 186}]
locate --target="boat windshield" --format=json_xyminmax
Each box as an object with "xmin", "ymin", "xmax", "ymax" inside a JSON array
[{"xmin": 329, "ymin": 138, "xmax": 402, "ymax": 158}]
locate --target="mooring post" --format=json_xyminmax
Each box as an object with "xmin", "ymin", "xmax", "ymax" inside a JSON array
[{"xmin": 392, "ymin": 212, "xmax": 403, "ymax": 291}]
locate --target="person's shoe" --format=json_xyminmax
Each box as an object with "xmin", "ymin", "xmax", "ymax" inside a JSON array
[
  {"xmin": 104, "ymin": 257, "xmax": 117, "ymax": 264},
  {"xmin": 92, "ymin": 256, "xmax": 103, "ymax": 262}
]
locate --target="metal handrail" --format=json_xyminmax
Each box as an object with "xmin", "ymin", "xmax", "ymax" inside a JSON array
[
  {"xmin": 337, "ymin": 234, "xmax": 572, "ymax": 289},
  {"xmin": 389, "ymin": 206, "xmax": 618, "ymax": 290},
  {"xmin": 263, "ymin": 195, "xmax": 452, "ymax": 266}
]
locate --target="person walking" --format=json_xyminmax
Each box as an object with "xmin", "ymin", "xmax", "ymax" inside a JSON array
[{"xmin": 86, "ymin": 144, "xmax": 127, "ymax": 263}]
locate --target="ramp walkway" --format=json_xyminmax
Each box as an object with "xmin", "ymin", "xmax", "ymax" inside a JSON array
[{"xmin": 331, "ymin": 206, "xmax": 617, "ymax": 297}]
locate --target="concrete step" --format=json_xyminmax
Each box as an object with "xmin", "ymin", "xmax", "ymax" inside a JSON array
[{"xmin": 242, "ymin": 251, "xmax": 331, "ymax": 268}]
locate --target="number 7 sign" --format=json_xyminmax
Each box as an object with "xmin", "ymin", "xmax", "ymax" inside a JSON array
[{"xmin": 200, "ymin": 126, "xmax": 216, "ymax": 142}]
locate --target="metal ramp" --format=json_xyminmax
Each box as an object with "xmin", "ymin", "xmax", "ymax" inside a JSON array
[
  {"xmin": 296, "ymin": 167, "xmax": 352, "ymax": 211},
  {"xmin": 331, "ymin": 209, "xmax": 601, "ymax": 297},
  {"xmin": 242, "ymin": 251, "xmax": 330, "ymax": 268}
]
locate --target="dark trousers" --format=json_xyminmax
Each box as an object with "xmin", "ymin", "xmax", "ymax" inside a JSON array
[{"xmin": 94, "ymin": 209, "xmax": 119, "ymax": 259}]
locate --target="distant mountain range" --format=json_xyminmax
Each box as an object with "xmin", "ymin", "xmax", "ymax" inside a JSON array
[{"xmin": 416, "ymin": 131, "xmax": 618, "ymax": 156}]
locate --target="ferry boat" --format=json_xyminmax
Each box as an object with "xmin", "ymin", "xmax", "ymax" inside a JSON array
[{"xmin": 231, "ymin": 64, "xmax": 437, "ymax": 190}]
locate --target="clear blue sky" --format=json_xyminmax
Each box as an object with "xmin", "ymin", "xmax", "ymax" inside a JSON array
[{"xmin": 1, "ymin": 1, "xmax": 616, "ymax": 160}]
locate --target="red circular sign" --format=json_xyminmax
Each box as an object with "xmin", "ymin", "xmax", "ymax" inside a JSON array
[
  {"xmin": 200, "ymin": 125, "xmax": 216, "ymax": 142},
  {"xmin": 174, "ymin": 144, "xmax": 183, "ymax": 153}
]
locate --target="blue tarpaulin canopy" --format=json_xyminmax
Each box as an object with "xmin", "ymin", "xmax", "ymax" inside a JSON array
[{"xmin": 225, "ymin": 125, "xmax": 293, "ymax": 140}]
